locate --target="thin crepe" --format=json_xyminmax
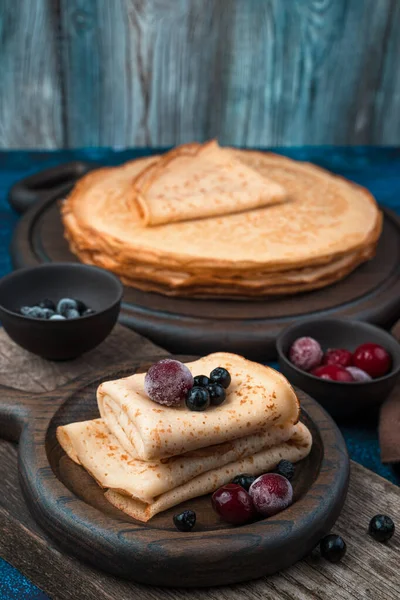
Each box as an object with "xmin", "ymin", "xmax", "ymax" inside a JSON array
[
  {"xmin": 97, "ymin": 353, "xmax": 300, "ymax": 461},
  {"xmin": 62, "ymin": 147, "xmax": 382, "ymax": 297},
  {"xmin": 56, "ymin": 417, "xmax": 296, "ymax": 504},
  {"xmin": 132, "ymin": 140, "xmax": 287, "ymax": 226},
  {"xmin": 105, "ymin": 422, "xmax": 312, "ymax": 522}
]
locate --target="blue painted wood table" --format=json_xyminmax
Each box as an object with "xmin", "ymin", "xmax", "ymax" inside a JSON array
[{"xmin": 1, "ymin": 147, "xmax": 400, "ymax": 599}]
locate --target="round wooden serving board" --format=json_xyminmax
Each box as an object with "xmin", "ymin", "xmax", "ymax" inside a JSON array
[
  {"xmin": 9, "ymin": 162, "xmax": 400, "ymax": 360},
  {"xmin": 0, "ymin": 356, "xmax": 349, "ymax": 587}
]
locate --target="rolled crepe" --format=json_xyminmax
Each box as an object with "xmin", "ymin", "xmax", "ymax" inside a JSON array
[
  {"xmin": 56, "ymin": 418, "xmax": 296, "ymax": 504},
  {"xmin": 97, "ymin": 353, "xmax": 300, "ymax": 461},
  {"xmin": 105, "ymin": 422, "xmax": 312, "ymax": 522},
  {"xmin": 132, "ymin": 140, "xmax": 286, "ymax": 226}
]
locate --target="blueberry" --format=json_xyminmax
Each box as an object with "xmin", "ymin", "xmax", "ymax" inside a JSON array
[
  {"xmin": 231, "ymin": 474, "xmax": 257, "ymax": 491},
  {"xmin": 38, "ymin": 299, "xmax": 56, "ymax": 311},
  {"xmin": 57, "ymin": 298, "xmax": 78, "ymax": 316},
  {"xmin": 193, "ymin": 375, "xmax": 210, "ymax": 387},
  {"xmin": 65, "ymin": 308, "xmax": 80, "ymax": 319},
  {"xmin": 185, "ymin": 386, "xmax": 210, "ymax": 411},
  {"xmin": 50, "ymin": 314, "xmax": 66, "ymax": 321},
  {"xmin": 74, "ymin": 299, "xmax": 87, "ymax": 314},
  {"xmin": 210, "ymin": 367, "xmax": 231, "ymax": 389},
  {"xmin": 274, "ymin": 459, "xmax": 295, "ymax": 481},
  {"xmin": 368, "ymin": 515, "xmax": 395, "ymax": 542},
  {"xmin": 20, "ymin": 306, "xmax": 48, "ymax": 319},
  {"xmin": 82, "ymin": 308, "xmax": 95, "ymax": 316},
  {"xmin": 173, "ymin": 510, "xmax": 196, "ymax": 532},
  {"xmin": 207, "ymin": 383, "xmax": 226, "ymax": 406},
  {"xmin": 320, "ymin": 534, "xmax": 346, "ymax": 563}
]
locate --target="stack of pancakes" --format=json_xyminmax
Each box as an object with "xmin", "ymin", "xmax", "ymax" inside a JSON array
[
  {"xmin": 56, "ymin": 353, "xmax": 312, "ymax": 522},
  {"xmin": 62, "ymin": 141, "xmax": 382, "ymax": 298}
]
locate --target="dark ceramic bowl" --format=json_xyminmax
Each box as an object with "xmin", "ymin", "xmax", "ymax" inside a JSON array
[
  {"xmin": 0, "ymin": 263, "xmax": 123, "ymax": 360},
  {"xmin": 276, "ymin": 318, "xmax": 400, "ymax": 419}
]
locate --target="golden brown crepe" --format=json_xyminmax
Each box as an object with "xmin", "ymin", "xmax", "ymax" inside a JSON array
[
  {"xmin": 97, "ymin": 353, "xmax": 300, "ymax": 461},
  {"xmin": 62, "ymin": 144, "xmax": 382, "ymax": 298},
  {"xmin": 56, "ymin": 418, "xmax": 296, "ymax": 504},
  {"xmin": 105, "ymin": 422, "xmax": 312, "ymax": 522},
  {"xmin": 133, "ymin": 140, "xmax": 287, "ymax": 226}
]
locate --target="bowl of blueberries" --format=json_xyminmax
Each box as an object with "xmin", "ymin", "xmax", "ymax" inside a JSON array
[
  {"xmin": 276, "ymin": 318, "xmax": 400, "ymax": 419},
  {"xmin": 0, "ymin": 263, "xmax": 123, "ymax": 360}
]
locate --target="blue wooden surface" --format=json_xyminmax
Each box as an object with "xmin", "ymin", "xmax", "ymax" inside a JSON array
[
  {"xmin": 0, "ymin": 146, "xmax": 400, "ymax": 598},
  {"xmin": 1, "ymin": 1, "xmax": 400, "ymax": 148}
]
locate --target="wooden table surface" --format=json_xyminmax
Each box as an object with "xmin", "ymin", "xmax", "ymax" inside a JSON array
[{"xmin": 0, "ymin": 325, "xmax": 399, "ymax": 599}]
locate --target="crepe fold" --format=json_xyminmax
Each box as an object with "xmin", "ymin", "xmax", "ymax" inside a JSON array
[
  {"xmin": 97, "ymin": 353, "xmax": 300, "ymax": 461},
  {"xmin": 132, "ymin": 140, "xmax": 287, "ymax": 226},
  {"xmin": 56, "ymin": 418, "xmax": 297, "ymax": 504},
  {"xmin": 104, "ymin": 422, "xmax": 311, "ymax": 522}
]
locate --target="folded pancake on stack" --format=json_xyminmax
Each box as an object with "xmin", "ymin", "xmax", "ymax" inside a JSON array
[
  {"xmin": 57, "ymin": 353, "xmax": 312, "ymax": 522},
  {"xmin": 62, "ymin": 141, "xmax": 382, "ymax": 298}
]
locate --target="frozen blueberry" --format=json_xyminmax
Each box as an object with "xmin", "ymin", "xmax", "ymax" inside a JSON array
[
  {"xmin": 74, "ymin": 299, "xmax": 87, "ymax": 314},
  {"xmin": 173, "ymin": 510, "xmax": 196, "ymax": 532},
  {"xmin": 207, "ymin": 383, "xmax": 226, "ymax": 406},
  {"xmin": 65, "ymin": 308, "xmax": 80, "ymax": 319},
  {"xmin": 56, "ymin": 298, "xmax": 78, "ymax": 316},
  {"xmin": 50, "ymin": 314, "xmax": 66, "ymax": 321},
  {"xmin": 38, "ymin": 299, "xmax": 56, "ymax": 311},
  {"xmin": 209, "ymin": 367, "xmax": 231, "ymax": 389},
  {"xmin": 368, "ymin": 515, "xmax": 395, "ymax": 542},
  {"xmin": 20, "ymin": 306, "xmax": 48, "ymax": 319},
  {"xmin": 82, "ymin": 308, "xmax": 95, "ymax": 316},
  {"xmin": 193, "ymin": 375, "xmax": 210, "ymax": 387}
]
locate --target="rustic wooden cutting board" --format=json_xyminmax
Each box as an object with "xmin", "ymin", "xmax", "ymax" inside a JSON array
[{"xmin": 0, "ymin": 325, "xmax": 399, "ymax": 599}]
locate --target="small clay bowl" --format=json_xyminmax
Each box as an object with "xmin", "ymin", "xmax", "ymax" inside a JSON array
[
  {"xmin": 0, "ymin": 263, "xmax": 123, "ymax": 360},
  {"xmin": 276, "ymin": 318, "xmax": 400, "ymax": 419}
]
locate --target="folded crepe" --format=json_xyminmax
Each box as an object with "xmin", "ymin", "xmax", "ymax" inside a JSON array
[
  {"xmin": 132, "ymin": 140, "xmax": 287, "ymax": 226},
  {"xmin": 56, "ymin": 418, "xmax": 296, "ymax": 504},
  {"xmin": 97, "ymin": 353, "xmax": 300, "ymax": 461},
  {"xmin": 105, "ymin": 422, "xmax": 312, "ymax": 522}
]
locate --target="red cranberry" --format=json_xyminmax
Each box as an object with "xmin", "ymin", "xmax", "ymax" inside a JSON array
[
  {"xmin": 144, "ymin": 359, "xmax": 193, "ymax": 406},
  {"xmin": 212, "ymin": 483, "xmax": 257, "ymax": 525},
  {"xmin": 249, "ymin": 474, "xmax": 293, "ymax": 517},
  {"xmin": 289, "ymin": 337, "xmax": 323, "ymax": 371},
  {"xmin": 322, "ymin": 348, "xmax": 353, "ymax": 368},
  {"xmin": 311, "ymin": 364, "xmax": 354, "ymax": 382},
  {"xmin": 353, "ymin": 343, "xmax": 391, "ymax": 378}
]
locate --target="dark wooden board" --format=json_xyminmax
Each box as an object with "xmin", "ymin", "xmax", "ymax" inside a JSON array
[
  {"xmin": 9, "ymin": 166, "xmax": 400, "ymax": 360},
  {"xmin": 0, "ymin": 358, "xmax": 349, "ymax": 587},
  {"xmin": 0, "ymin": 326, "xmax": 398, "ymax": 599}
]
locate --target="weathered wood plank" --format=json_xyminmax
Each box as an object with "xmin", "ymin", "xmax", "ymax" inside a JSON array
[
  {"xmin": 0, "ymin": 0, "xmax": 63, "ymax": 148},
  {"xmin": 0, "ymin": 325, "xmax": 166, "ymax": 393},
  {"xmin": 1, "ymin": 0, "xmax": 400, "ymax": 147},
  {"xmin": 220, "ymin": 0, "xmax": 395, "ymax": 146},
  {"xmin": 59, "ymin": 0, "xmax": 400, "ymax": 148}
]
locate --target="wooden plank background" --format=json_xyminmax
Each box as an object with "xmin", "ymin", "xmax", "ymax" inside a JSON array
[{"xmin": 0, "ymin": 0, "xmax": 399, "ymax": 149}]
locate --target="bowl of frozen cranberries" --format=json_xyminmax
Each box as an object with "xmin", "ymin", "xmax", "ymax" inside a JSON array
[{"xmin": 276, "ymin": 318, "xmax": 400, "ymax": 419}]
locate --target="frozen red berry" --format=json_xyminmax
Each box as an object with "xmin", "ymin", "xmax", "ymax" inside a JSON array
[
  {"xmin": 311, "ymin": 364, "xmax": 354, "ymax": 382},
  {"xmin": 322, "ymin": 348, "xmax": 353, "ymax": 368},
  {"xmin": 346, "ymin": 366, "xmax": 372, "ymax": 382},
  {"xmin": 249, "ymin": 473, "xmax": 293, "ymax": 517},
  {"xmin": 144, "ymin": 359, "xmax": 193, "ymax": 406},
  {"xmin": 289, "ymin": 337, "xmax": 323, "ymax": 371},
  {"xmin": 212, "ymin": 483, "xmax": 257, "ymax": 525},
  {"xmin": 353, "ymin": 343, "xmax": 391, "ymax": 378}
]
